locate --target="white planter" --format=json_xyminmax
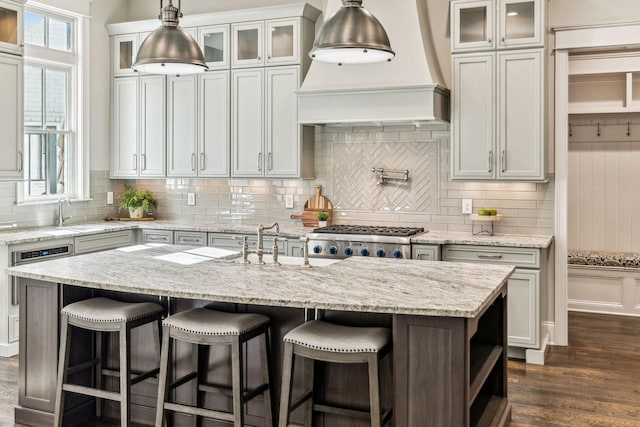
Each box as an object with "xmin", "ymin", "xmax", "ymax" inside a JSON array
[
  {"xmin": 318, "ymin": 220, "xmax": 328, "ymax": 228},
  {"xmin": 128, "ymin": 207, "xmax": 144, "ymax": 219}
]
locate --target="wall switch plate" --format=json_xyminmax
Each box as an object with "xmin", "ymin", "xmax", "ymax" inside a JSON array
[
  {"xmin": 107, "ymin": 192, "xmax": 114, "ymax": 205},
  {"xmin": 462, "ymin": 199, "xmax": 472, "ymax": 214},
  {"xmin": 187, "ymin": 193, "xmax": 196, "ymax": 206},
  {"xmin": 285, "ymin": 194, "xmax": 294, "ymax": 209}
]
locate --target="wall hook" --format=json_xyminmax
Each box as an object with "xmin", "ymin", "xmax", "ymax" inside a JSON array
[
  {"xmin": 597, "ymin": 122, "xmax": 601, "ymax": 137},
  {"xmin": 569, "ymin": 123, "xmax": 573, "ymax": 137},
  {"xmin": 627, "ymin": 121, "xmax": 631, "ymax": 137}
]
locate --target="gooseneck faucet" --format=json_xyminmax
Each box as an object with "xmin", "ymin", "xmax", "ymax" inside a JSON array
[
  {"xmin": 57, "ymin": 197, "xmax": 72, "ymax": 227},
  {"xmin": 256, "ymin": 222, "xmax": 279, "ymax": 265}
]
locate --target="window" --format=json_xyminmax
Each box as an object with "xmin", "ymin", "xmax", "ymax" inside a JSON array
[{"xmin": 22, "ymin": 7, "xmax": 82, "ymax": 201}]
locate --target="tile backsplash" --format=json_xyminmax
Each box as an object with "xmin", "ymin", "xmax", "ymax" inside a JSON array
[{"xmin": 0, "ymin": 125, "xmax": 553, "ymax": 234}]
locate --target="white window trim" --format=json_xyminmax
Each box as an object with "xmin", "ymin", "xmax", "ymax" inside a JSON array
[{"xmin": 19, "ymin": 2, "xmax": 90, "ymax": 204}]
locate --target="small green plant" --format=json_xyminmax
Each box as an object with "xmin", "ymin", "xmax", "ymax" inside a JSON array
[
  {"xmin": 118, "ymin": 184, "xmax": 157, "ymax": 212},
  {"xmin": 317, "ymin": 211, "xmax": 329, "ymax": 221}
]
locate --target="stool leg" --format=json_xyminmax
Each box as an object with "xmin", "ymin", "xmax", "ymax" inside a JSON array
[
  {"xmin": 367, "ymin": 354, "xmax": 382, "ymax": 427},
  {"xmin": 155, "ymin": 326, "xmax": 172, "ymax": 427},
  {"xmin": 278, "ymin": 342, "xmax": 295, "ymax": 427},
  {"xmin": 120, "ymin": 324, "xmax": 132, "ymax": 427},
  {"xmin": 231, "ymin": 337, "xmax": 244, "ymax": 427},
  {"xmin": 53, "ymin": 315, "xmax": 71, "ymax": 427},
  {"xmin": 259, "ymin": 328, "xmax": 274, "ymax": 427},
  {"xmin": 95, "ymin": 331, "xmax": 103, "ymax": 418},
  {"xmin": 303, "ymin": 358, "xmax": 314, "ymax": 427}
]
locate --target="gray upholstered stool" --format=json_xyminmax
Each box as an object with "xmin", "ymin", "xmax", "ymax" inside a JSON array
[
  {"xmin": 54, "ymin": 297, "xmax": 164, "ymax": 427},
  {"xmin": 155, "ymin": 308, "xmax": 274, "ymax": 427},
  {"xmin": 279, "ymin": 320, "xmax": 392, "ymax": 427}
]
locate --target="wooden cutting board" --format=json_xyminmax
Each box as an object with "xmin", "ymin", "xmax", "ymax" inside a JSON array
[{"xmin": 306, "ymin": 185, "xmax": 333, "ymax": 210}]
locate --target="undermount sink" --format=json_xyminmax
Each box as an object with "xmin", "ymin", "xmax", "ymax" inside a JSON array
[{"xmin": 236, "ymin": 253, "xmax": 341, "ymax": 267}]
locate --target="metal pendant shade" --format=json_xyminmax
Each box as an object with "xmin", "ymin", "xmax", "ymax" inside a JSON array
[
  {"xmin": 309, "ymin": 0, "xmax": 394, "ymax": 65},
  {"xmin": 133, "ymin": 1, "xmax": 208, "ymax": 75}
]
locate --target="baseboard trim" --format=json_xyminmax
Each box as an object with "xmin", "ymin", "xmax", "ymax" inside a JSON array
[{"xmin": 0, "ymin": 341, "xmax": 18, "ymax": 358}]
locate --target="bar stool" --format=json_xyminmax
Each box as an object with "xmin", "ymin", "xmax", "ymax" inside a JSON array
[
  {"xmin": 54, "ymin": 297, "xmax": 164, "ymax": 427},
  {"xmin": 155, "ymin": 308, "xmax": 274, "ymax": 427},
  {"xmin": 279, "ymin": 320, "xmax": 392, "ymax": 427}
]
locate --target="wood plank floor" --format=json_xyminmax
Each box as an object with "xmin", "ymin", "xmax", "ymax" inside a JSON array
[{"xmin": 2, "ymin": 312, "xmax": 639, "ymax": 426}]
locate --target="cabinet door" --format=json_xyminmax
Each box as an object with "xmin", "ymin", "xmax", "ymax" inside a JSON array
[
  {"xmin": 113, "ymin": 34, "xmax": 138, "ymax": 77},
  {"xmin": 199, "ymin": 71, "xmax": 230, "ymax": 177},
  {"xmin": 232, "ymin": 21, "xmax": 264, "ymax": 68},
  {"xmin": 266, "ymin": 18, "xmax": 299, "ymax": 66},
  {"xmin": 198, "ymin": 24, "xmax": 229, "ymax": 70},
  {"xmin": 266, "ymin": 66, "xmax": 299, "ymax": 177},
  {"xmin": 167, "ymin": 75, "xmax": 198, "ymax": 177},
  {"xmin": 232, "ymin": 68, "xmax": 264, "ymax": 177},
  {"xmin": 507, "ymin": 269, "xmax": 539, "ymax": 347},
  {"xmin": 0, "ymin": 53, "xmax": 23, "ymax": 179},
  {"xmin": 0, "ymin": 1, "xmax": 23, "ymax": 55},
  {"xmin": 451, "ymin": 53, "xmax": 495, "ymax": 180},
  {"xmin": 497, "ymin": 0, "xmax": 543, "ymax": 49},
  {"xmin": 111, "ymin": 77, "xmax": 139, "ymax": 177},
  {"xmin": 497, "ymin": 49, "xmax": 544, "ymax": 180},
  {"xmin": 412, "ymin": 245, "xmax": 441, "ymax": 261},
  {"xmin": 139, "ymin": 75, "xmax": 166, "ymax": 177},
  {"xmin": 451, "ymin": 0, "xmax": 494, "ymax": 52}
]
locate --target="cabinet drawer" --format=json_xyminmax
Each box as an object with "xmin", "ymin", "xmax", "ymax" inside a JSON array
[
  {"xmin": 175, "ymin": 231, "xmax": 206, "ymax": 246},
  {"xmin": 74, "ymin": 230, "xmax": 134, "ymax": 255},
  {"xmin": 141, "ymin": 229, "xmax": 174, "ymax": 244},
  {"xmin": 442, "ymin": 244, "xmax": 539, "ymax": 268}
]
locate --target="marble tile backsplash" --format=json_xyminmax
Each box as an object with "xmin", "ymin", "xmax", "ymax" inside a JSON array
[{"xmin": 0, "ymin": 125, "xmax": 553, "ymax": 235}]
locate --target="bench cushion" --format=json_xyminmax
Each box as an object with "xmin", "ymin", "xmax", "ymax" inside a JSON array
[
  {"xmin": 163, "ymin": 308, "xmax": 269, "ymax": 336},
  {"xmin": 62, "ymin": 297, "xmax": 164, "ymax": 323},
  {"xmin": 283, "ymin": 320, "xmax": 390, "ymax": 353}
]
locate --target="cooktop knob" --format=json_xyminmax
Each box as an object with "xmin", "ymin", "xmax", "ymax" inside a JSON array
[
  {"xmin": 313, "ymin": 245, "xmax": 322, "ymax": 254},
  {"xmin": 376, "ymin": 248, "xmax": 386, "ymax": 257},
  {"xmin": 360, "ymin": 248, "xmax": 369, "ymax": 257},
  {"xmin": 328, "ymin": 246, "xmax": 338, "ymax": 255},
  {"xmin": 344, "ymin": 247, "xmax": 353, "ymax": 256},
  {"xmin": 393, "ymin": 249, "xmax": 403, "ymax": 258}
]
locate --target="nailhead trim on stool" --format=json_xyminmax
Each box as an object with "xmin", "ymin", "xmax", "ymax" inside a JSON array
[
  {"xmin": 155, "ymin": 308, "xmax": 274, "ymax": 427},
  {"xmin": 54, "ymin": 297, "xmax": 164, "ymax": 427},
  {"xmin": 279, "ymin": 320, "xmax": 393, "ymax": 427}
]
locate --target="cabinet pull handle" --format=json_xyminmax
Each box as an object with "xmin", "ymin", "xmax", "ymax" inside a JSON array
[
  {"xmin": 258, "ymin": 153, "xmax": 262, "ymax": 171},
  {"xmin": 488, "ymin": 150, "xmax": 493, "ymax": 173},
  {"xmin": 477, "ymin": 254, "xmax": 503, "ymax": 259},
  {"xmin": 200, "ymin": 153, "xmax": 205, "ymax": 171},
  {"xmin": 268, "ymin": 152, "xmax": 273, "ymax": 170},
  {"xmin": 142, "ymin": 154, "xmax": 147, "ymax": 170},
  {"xmin": 18, "ymin": 151, "xmax": 23, "ymax": 173},
  {"xmin": 501, "ymin": 150, "xmax": 506, "ymax": 173},
  {"xmin": 488, "ymin": 38, "xmax": 492, "ymax": 44},
  {"xmin": 501, "ymin": 37, "xmax": 505, "ymax": 43},
  {"xmin": 11, "ymin": 277, "xmax": 18, "ymax": 305},
  {"xmin": 133, "ymin": 154, "xmax": 137, "ymax": 170},
  {"xmin": 191, "ymin": 153, "xmax": 196, "ymax": 171}
]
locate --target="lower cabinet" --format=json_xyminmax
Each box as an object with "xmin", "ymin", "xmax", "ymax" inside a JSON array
[
  {"xmin": 412, "ymin": 244, "xmax": 441, "ymax": 261},
  {"xmin": 174, "ymin": 230, "xmax": 207, "ymax": 246},
  {"xmin": 74, "ymin": 230, "xmax": 134, "ymax": 255},
  {"xmin": 140, "ymin": 229, "xmax": 174, "ymax": 244}
]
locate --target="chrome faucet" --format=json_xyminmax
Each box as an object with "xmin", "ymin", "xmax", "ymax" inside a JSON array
[
  {"xmin": 256, "ymin": 222, "xmax": 279, "ymax": 265},
  {"xmin": 57, "ymin": 197, "xmax": 71, "ymax": 227}
]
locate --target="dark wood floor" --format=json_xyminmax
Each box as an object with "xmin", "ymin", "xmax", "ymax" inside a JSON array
[{"xmin": 2, "ymin": 312, "xmax": 639, "ymax": 426}]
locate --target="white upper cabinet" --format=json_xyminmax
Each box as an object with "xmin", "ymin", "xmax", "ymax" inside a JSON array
[
  {"xmin": 0, "ymin": 53, "xmax": 23, "ymax": 179},
  {"xmin": 139, "ymin": 75, "xmax": 166, "ymax": 177},
  {"xmin": 167, "ymin": 75, "xmax": 198, "ymax": 177},
  {"xmin": 111, "ymin": 77, "xmax": 139, "ymax": 177},
  {"xmin": 232, "ymin": 21, "xmax": 264, "ymax": 68},
  {"xmin": 198, "ymin": 24, "xmax": 229, "ymax": 70},
  {"xmin": 451, "ymin": 0, "xmax": 543, "ymax": 53},
  {"xmin": 232, "ymin": 68, "xmax": 264, "ymax": 176},
  {"xmin": 199, "ymin": 70, "xmax": 230, "ymax": 177},
  {"xmin": 232, "ymin": 18, "xmax": 302, "ymax": 68},
  {"xmin": 112, "ymin": 34, "xmax": 138, "ymax": 77},
  {"xmin": 265, "ymin": 18, "xmax": 299, "ymax": 66},
  {"xmin": 0, "ymin": 0, "xmax": 23, "ymax": 56}
]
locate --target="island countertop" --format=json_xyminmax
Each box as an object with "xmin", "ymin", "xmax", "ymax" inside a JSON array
[{"xmin": 6, "ymin": 244, "xmax": 514, "ymax": 318}]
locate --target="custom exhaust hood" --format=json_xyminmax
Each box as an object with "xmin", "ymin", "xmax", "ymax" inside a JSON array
[{"xmin": 298, "ymin": 0, "xmax": 450, "ymax": 125}]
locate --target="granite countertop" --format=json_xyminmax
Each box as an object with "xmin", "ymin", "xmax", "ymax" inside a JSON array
[
  {"xmin": 411, "ymin": 230, "xmax": 553, "ymax": 249},
  {"xmin": 6, "ymin": 244, "xmax": 513, "ymax": 318}
]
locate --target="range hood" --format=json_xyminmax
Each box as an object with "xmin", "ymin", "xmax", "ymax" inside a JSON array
[{"xmin": 298, "ymin": 0, "xmax": 450, "ymax": 125}]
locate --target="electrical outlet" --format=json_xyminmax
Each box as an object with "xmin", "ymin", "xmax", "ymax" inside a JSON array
[
  {"xmin": 462, "ymin": 199, "xmax": 472, "ymax": 214},
  {"xmin": 187, "ymin": 193, "xmax": 196, "ymax": 206},
  {"xmin": 285, "ymin": 194, "xmax": 294, "ymax": 209},
  {"xmin": 107, "ymin": 192, "xmax": 114, "ymax": 205}
]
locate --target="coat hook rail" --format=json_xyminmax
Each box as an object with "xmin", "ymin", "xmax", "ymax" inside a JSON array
[{"xmin": 371, "ymin": 167, "xmax": 410, "ymax": 187}]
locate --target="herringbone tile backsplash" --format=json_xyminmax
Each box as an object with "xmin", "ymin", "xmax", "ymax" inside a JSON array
[{"xmin": 0, "ymin": 124, "xmax": 553, "ymax": 235}]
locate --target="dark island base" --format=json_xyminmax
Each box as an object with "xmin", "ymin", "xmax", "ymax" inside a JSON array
[{"xmin": 16, "ymin": 279, "xmax": 510, "ymax": 427}]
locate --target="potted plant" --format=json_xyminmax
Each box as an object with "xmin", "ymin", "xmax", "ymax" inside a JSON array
[
  {"xmin": 118, "ymin": 184, "xmax": 157, "ymax": 219},
  {"xmin": 317, "ymin": 211, "xmax": 330, "ymax": 228}
]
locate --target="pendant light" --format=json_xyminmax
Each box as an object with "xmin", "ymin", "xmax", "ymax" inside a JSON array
[
  {"xmin": 133, "ymin": 0, "xmax": 208, "ymax": 75},
  {"xmin": 309, "ymin": 0, "xmax": 394, "ymax": 66}
]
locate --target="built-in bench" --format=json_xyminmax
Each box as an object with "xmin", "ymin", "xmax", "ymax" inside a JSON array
[{"xmin": 568, "ymin": 250, "xmax": 640, "ymax": 317}]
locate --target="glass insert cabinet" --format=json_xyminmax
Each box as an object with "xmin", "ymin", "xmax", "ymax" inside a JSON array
[
  {"xmin": 232, "ymin": 18, "xmax": 299, "ymax": 68},
  {"xmin": 451, "ymin": 0, "xmax": 542, "ymax": 52},
  {"xmin": 0, "ymin": 0, "xmax": 23, "ymax": 55}
]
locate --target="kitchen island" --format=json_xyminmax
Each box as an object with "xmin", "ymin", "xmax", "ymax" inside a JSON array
[{"xmin": 8, "ymin": 244, "xmax": 514, "ymax": 427}]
